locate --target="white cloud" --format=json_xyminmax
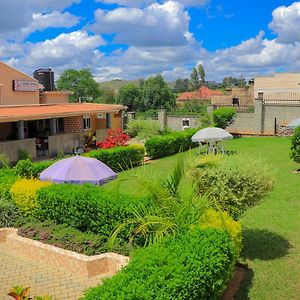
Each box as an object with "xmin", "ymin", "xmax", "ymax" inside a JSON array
[
  {"xmin": 97, "ymin": 0, "xmax": 207, "ymax": 7},
  {"xmin": 22, "ymin": 11, "xmax": 80, "ymax": 36},
  {"xmin": 0, "ymin": 0, "xmax": 80, "ymax": 35},
  {"xmin": 91, "ymin": 1, "xmax": 191, "ymax": 46},
  {"xmin": 269, "ymin": 2, "xmax": 300, "ymax": 44},
  {"xmin": 24, "ymin": 31, "xmax": 105, "ymax": 70}
]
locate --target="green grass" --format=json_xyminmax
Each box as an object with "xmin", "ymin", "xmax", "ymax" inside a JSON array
[{"xmin": 104, "ymin": 137, "xmax": 300, "ymax": 299}]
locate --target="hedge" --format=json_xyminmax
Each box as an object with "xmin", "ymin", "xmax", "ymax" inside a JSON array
[
  {"xmin": 18, "ymin": 220, "xmax": 130, "ymax": 256},
  {"xmin": 85, "ymin": 145, "xmax": 145, "ymax": 172},
  {"xmin": 15, "ymin": 159, "xmax": 54, "ymax": 179},
  {"xmin": 145, "ymin": 129, "xmax": 198, "ymax": 159},
  {"xmin": 37, "ymin": 184, "xmax": 151, "ymax": 240},
  {"xmin": 83, "ymin": 228, "xmax": 237, "ymax": 300}
]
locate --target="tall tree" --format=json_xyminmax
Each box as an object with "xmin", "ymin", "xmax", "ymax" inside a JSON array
[
  {"xmin": 174, "ymin": 78, "xmax": 189, "ymax": 93},
  {"xmin": 141, "ymin": 74, "xmax": 176, "ymax": 111},
  {"xmin": 190, "ymin": 67, "xmax": 200, "ymax": 91},
  {"xmin": 56, "ymin": 69, "xmax": 100, "ymax": 102},
  {"xmin": 116, "ymin": 83, "xmax": 141, "ymax": 111},
  {"xmin": 198, "ymin": 64, "xmax": 206, "ymax": 85}
]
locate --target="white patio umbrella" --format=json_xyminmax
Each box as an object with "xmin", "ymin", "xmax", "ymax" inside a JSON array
[
  {"xmin": 287, "ymin": 118, "xmax": 300, "ymax": 129},
  {"xmin": 191, "ymin": 127, "xmax": 233, "ymax": 154}
]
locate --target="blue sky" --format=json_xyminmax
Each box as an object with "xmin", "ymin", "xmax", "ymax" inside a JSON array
[{"xmin": 1, "ymin": 0, "xmax": 300, "ymax": 81}]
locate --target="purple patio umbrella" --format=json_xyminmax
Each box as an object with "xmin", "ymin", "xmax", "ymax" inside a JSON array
[{"xmin": 39, "ymin": 156, "xmax": 117, "ymax": 185}]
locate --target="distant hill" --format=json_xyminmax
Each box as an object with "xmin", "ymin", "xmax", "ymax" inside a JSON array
[
  {"xmin": 98, "ymin": 79, "xmax": 175, "ymax": 92},
  {"xmin": 98, "ymin": 79, "xmax": 141, "ymax": 92}
]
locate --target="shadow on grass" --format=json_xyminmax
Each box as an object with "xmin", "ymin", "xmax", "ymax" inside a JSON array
[{"xmin": 241, "ymin": 228, "xmax": 291, "ymax": 261}]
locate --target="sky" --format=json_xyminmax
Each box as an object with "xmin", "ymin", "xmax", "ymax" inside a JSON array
[{"xmin": 1, "ymin": 0, "xmax": 300, "ymax": 82}]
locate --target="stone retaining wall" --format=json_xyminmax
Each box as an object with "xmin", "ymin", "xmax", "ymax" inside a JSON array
[{"xmin": 0, "ymin": 228, "xmax": 129, "ymax": 278}]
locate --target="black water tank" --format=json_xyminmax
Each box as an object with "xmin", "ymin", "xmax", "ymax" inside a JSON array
[{"xmin": 33, "ymin": 68, "xmax": 55, "ymax": 91}]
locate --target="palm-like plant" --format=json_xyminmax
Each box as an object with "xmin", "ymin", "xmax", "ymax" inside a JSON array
[
  {"xmin": 7, "ymin": 286, "xmax": 31, "ymax": 300},
  {"xmin": 109, "ymin": 156, "xmax": 209, "ymax": 248}
]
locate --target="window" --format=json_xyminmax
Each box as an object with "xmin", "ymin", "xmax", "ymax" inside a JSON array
[
  {"xmin": 83, "ymin": 117, "xmax": 91, "ymax": 130},
  {"xmin": 182, "ymin": 119, "xmax": 190, "ymax": 130},
  {"xmin": 106, "ymin": 113, "xmax": 112, "ymax": 129},
  {"xmin": 232, "ymin": 97, "xmax": 240, "ymax": 105}
]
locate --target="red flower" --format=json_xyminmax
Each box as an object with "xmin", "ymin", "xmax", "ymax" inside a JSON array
[{"xmin": 97, "ymin": 129, "xmax": 130, "ymax": 149}]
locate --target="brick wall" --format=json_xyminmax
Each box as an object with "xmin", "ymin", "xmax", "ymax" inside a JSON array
[
  {"xmin": 0, "ymin": 123, "xmax": 13, "ymax": 140},
  {"xmin": 64, "ymin": 116, "xmax": 83, "ymax": 134}
]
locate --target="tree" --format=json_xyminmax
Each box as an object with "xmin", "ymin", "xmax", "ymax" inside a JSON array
[
  {"xmin": 190, "ymin": 67, "xmax": 200, "ymax": 91},
  {"xmin": 174, "ymin": 78, "xmax": 190, "ymax": 93},
  {"xmin": 290, "ymin": 127, "xmax": 300, "ymax": 165},
  {"xmin": 116, "ymin": 84, "xmax": 141, "ymax": 111},
  {"xmin": 98, "ymin": 88, "xmax": 116, "ymax": 104},
  {"xmin": 56, "ymin": 69, "xmax": 100, "ymax": 102},
  {"xmin": 141, "ymin": 74, "xmax": 176, "ymax": 111},
  {"xmin": 222, "ymin": 76, "xmax": 247, "ymax": 89},
  {"xmin": 198, "ymin": 64, "xmax": 206, "ymax": 85}
]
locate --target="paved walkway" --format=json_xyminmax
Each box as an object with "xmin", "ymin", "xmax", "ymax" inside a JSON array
[{"xmin": 0, "ymin": 242, "xmax": 103, "ymax": 300}]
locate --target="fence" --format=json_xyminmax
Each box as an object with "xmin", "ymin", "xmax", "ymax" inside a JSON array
[{"xmin": 213, "ymin": 104, "xmax": 255, "ymax": 113}]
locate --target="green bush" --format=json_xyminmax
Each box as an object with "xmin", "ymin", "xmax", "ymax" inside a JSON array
[
  {"xmin": 0, "ymin": 199, "xmax": 20, "ymax": 227},
  {"xmin": 212, "ymin": 107, "xmax": 236, "ymax": 129},
  {"xmin": 145, "ymin": 129, "xmax": 198, "ymax": 159},
  {"xmin": 15, "ymin": 159, "xmax": 54, "ymax": 179},
  {"xmin": 125, "ymin": 119, "xmax": 160, "ymax": 140},
  {"xmin": 0, "ymin": 168, "xmax": 19, "ymax": 227},
  {"xmin": 290, "ymin": 126, "xmax": 300, "ymax": 164},
  {"xmin": 37, "ymin": 184, "xmax": 151, "ymax": 240},
  {"xmin": 86, "ymin": 145, "xmax": 145, "ymax": 172},
  {"xmin": 200, "ymin": 209, "xmax": 242, "ymax": 256},
  {"xmin": 192, "ymin": 156, "xmax": 273, "ymax": 219},
  {"xmin": 18, "ymin": 220, "xmax": 130, "ymax": 255},
  {"xmin": 83, "ymin": 228, "xmax": 237, "ymax": 300},
  {"xmin": 0, "ymin": 153, "xmax": 9, "ymax": 168}
]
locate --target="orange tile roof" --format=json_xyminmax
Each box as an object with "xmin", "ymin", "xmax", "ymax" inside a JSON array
[
  {"xmin": 177, "ymin": 86, "xmax": 223, "ymax": 101},
  {"xmin": 0, "ymin": 103, "xmax": 125, "ymax": 122}
]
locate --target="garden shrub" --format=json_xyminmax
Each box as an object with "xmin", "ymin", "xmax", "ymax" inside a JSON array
[
  {"xmin": 0, "ymin": 199, "xmax": 20, "ymax": 227},
  {"xmin": 15, "ymin": 159, "xmax": 54, "ymax": 179},
  {"xmin": 290, "ymin": 126, "xmax": 300, "ymax": 164},
  {"xmin": 18, "ymin": 220, "xmax": 130, "ymax": 255},
  {"xmin": 125, "ymin": 119, "xmax": 160, "ymax": 140},
  {"xmin": 200, "ymin": 209, "xmax": 242, "ymax": 255},
  {"xmin": 37, "ymin": 184, "xmax": 151, "ymax": 239},
  {"xmin": 0, "ymin": 153, "xmax": 9, "ymax": 168},
  {"xmin": 86, "ymin": 145, "xmax": 145, "ymax": 172},
  {"xmin": 145, "ymin": 129, "xmax": 198, "ymax": 159},
  {"xmin": 0, "ymin": 168, "xmax": 20, "ymax": 227},
  {"xmin": 212, "ymin": 107, "xmax": 236, "ymax": 129},
  {"xmin": 192, "ymin": 156, "xmax": 273, "ymax": 219},
  {"xmin": 83, "ymin": 228, "xmax": 237, "ymax": 300},
  {"xmin": 10, "ymin": 179, "xmax": 51, "ymax": 213}
]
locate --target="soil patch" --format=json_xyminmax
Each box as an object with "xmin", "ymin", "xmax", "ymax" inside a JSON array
[{"xmin": 222, "ymin": 263, "xmax": 247, "ymax": 300}]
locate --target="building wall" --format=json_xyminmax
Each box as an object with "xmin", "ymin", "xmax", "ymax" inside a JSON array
[
  {"xmin": 254, "ymin": 73, "xmax": 300, "ymax": 98},
  {"xmin": 167, "ymin": 116, "xmax": 200, "ymax": 131},
  {"xmin": 39, "ymin": 92, "xmax": 70, "ymax": 104},
  {"xmin": 0, "ymin": 138, "xmax": 36, "ymax": 162},
  {"xmin": 262, "ymin": 104, "xmax": 300, "ymax": 134},
  {"xmin": 48, "ymin": 133, "xmax": 84, "ymax": 156},
  {"xmin": 226, "ymin": 113, "xmax": 256, "ymax": 134},
  {"xmin": 64, "ymin": 116, "xmax": 83, "ymax": 134},
  {"xmin": 211, "ymin": 86, "xmax": 254, "ymax": 106},
  {"xmin": 0, "ymin": 62, "xmax": 39, "ymax": 106}
]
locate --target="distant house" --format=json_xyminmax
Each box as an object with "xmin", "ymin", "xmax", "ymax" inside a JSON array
[
  {"xmin": 177, "ymin": 86, "xmax": 223, "ymax": 102},
  {"xmin": 0, "ymin": 61, "xmax": 126, "ymax": 162},
  {"xmin": 254, "ymin": 72, "xmax": 300, "ymax": 100}
]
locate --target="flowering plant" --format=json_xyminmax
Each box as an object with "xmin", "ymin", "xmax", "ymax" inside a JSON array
[{"xmin": 97, "ymin": 129, "xmax": 130, "ymax": 149}]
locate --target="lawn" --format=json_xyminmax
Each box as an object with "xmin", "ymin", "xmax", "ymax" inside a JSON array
[{"xmin": 104, "ymin": 137, "xmax": 300, "ymax": 299}]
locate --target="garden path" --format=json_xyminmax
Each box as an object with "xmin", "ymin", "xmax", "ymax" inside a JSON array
[{"xmin": 0, "ymin": 242, "xmax": 103, "ymax": 300}]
